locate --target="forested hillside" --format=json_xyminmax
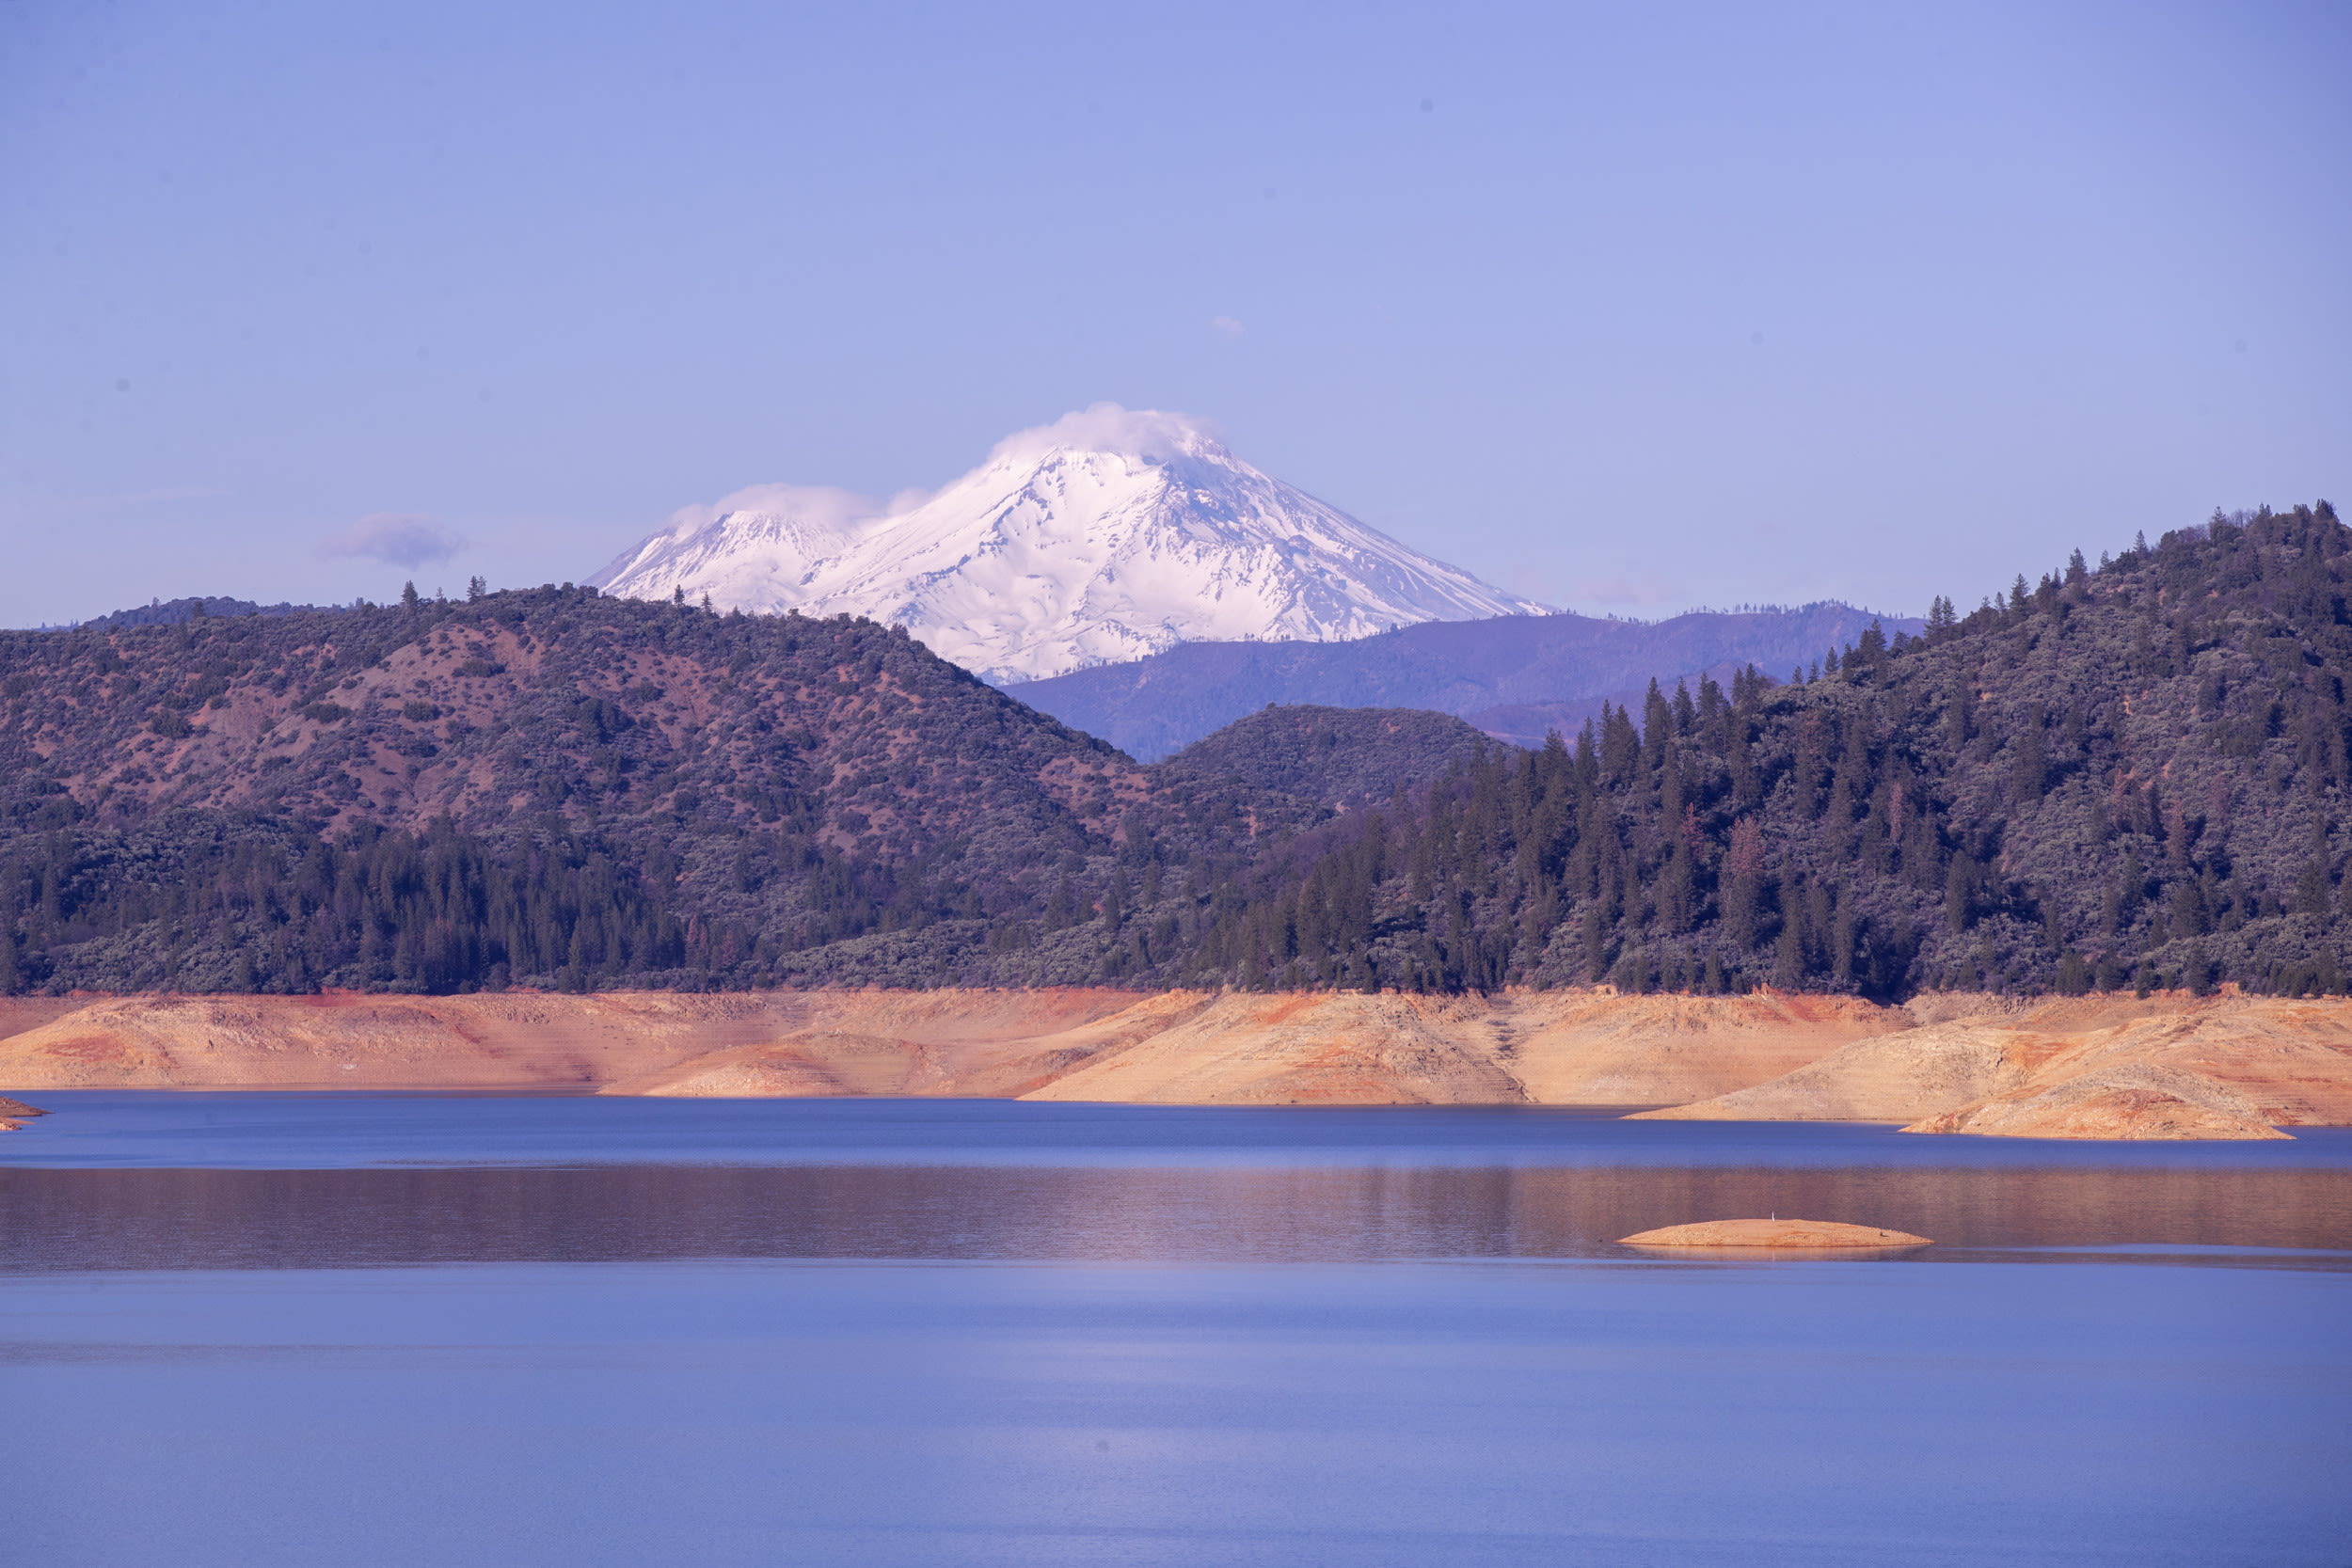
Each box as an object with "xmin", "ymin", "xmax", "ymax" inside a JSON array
[
  {"xmin": 1189, "ymin": 505, "xmax": 2352, "ymax": 998},
  {"xmin": 3, "ymin": 504, "xmax": 2347, "ymax": 1000},
  {"xmin": 1156, "ymin": 706, "xmax": 1487, "ymax": 809}
]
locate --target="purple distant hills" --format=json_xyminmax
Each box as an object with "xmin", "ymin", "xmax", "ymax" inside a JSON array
[{"xmin": 1005, "ymin": 604, "xmax": 1923, "ymax": 760}]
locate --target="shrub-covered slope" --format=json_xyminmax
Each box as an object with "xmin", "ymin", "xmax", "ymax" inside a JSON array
[
  {"xmin": 0, "ymin": 588, "xmax": 1296, "ymax": 993},
  {"xmin": 1186, "ymin": 506, "xmax": 2352, "ymax": 998}
]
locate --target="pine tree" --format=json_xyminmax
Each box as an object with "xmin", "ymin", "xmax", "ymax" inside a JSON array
[
  {"xmin": 2295, "ymin": 859, "xmax": 2331, "ymax": 917},
  {"xmin": 1830, "ymin": 883, "xmax": 1858, "ymax": 986},
  {"xmin": 1947, "ymin": 854, "xmax": 1976, "ymax": 932}
]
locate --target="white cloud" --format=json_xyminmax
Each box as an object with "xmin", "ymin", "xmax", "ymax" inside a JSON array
[
  {"xmin": 1210, "ymin": 315, "xmax": 1246, "ymax": 339},
  {"xmin": 583, "ymin": 483, "xmax": 914, "ymax": 592},
  {"xmin": 327, "ymin": 513, "xmax": 465, "ymax": 567},
  {"xmin": 987, "ymin": 403, "xmax": 1223, "ymax": 467},
  {"xmin": 614, "ymin": 405, "xmax": 1226, "ymax": 588},
  {"xmin": 656, "ymin": 483, "xmax": 887, "ymax": 545}
]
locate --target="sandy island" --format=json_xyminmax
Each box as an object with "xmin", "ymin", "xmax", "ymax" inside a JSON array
[
  {"xmin": 0, "ymin": 987, "xmax": 2345, "ymax": 1141},
  {"xmin": 1619, "ymin": 1219, "xmax": 1933, "ymax": 1251}
]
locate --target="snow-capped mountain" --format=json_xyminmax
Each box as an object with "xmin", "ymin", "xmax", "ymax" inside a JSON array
[{"xmin": 587, "ymin": 405, "xmax": 1549, "ymax": 683}]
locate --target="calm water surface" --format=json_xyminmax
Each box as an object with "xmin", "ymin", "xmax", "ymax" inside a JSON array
[{"xmin": 4, "ymin": 1094, "xmax": 2347, "ymax": 1565}]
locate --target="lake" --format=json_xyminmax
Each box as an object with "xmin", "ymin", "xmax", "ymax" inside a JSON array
[{"xmin": 4, "ymin": 1094, "xmax": 2347, "ymax": 1565}]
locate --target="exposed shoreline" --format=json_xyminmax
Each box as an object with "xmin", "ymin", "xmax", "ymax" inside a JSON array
[{"xmin": 4, "ymin": 987, "xmax": 2348, "ymax": 1140}]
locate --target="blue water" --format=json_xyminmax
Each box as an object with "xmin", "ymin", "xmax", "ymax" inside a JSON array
[
  {"xmin": 4, "ymin": 1096, "xmax": 2348, "ymax": 1565},
  {"xmin": 15, "ymin": 1090, "xmax": 2352, "ymax": 1170}
]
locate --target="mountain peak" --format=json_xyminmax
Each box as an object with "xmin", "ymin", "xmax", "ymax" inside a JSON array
[{"xmin": 589, "ymin": 405, "xmax": 1549, "ymax": 682}]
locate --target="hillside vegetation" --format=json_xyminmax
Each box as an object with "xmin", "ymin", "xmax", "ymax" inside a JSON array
[
  {"xmin": 2, "ymin": 504, "xmax": 2347, "ymax": 1001},
  {"xmin": 0, "ymin": 587, "xmax": 1287, "ymax": 993},
  {"xmin": 1156, "ymin": 705, "xmax": 1488, "ymax": 808}
]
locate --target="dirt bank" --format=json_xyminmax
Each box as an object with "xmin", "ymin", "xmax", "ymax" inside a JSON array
[
  {"xmin": 1, "ymin": 988, "xmax": 2346, "ymax": 1138},
  {"xmin": 0, "ymin": 990, "xmax": 1157, "ymax": 1096}
]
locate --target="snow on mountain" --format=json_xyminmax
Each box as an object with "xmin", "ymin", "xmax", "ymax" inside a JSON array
[{"xmin": 587, "ymin": 405, "xmax": 1550, "ymax": 683}]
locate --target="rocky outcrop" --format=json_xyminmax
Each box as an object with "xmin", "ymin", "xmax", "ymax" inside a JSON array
[
  {"xmin": 1637, "ymin": 992, "xmax": 2352, "ymax": 1138},
  {"xmin": 1624, "ymin": 1018, "xmax": 2039, "ymax": 1124},
  {"xmin": 1901, "ymin": 1064, "xmax": 2290, "ymax": 1140}
]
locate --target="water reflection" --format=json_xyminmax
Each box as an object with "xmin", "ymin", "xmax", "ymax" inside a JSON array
[{"xmin": 7, "ymin": 1162, "xmax": 2346, "ymax": 1272}]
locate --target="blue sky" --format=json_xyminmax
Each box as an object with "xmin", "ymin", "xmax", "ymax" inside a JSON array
[{"xmin": 3, "ymin": 0, "xmax": 2345, "ymax": 626}]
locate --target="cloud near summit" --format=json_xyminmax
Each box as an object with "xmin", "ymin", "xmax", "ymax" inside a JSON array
[
  {"xmin": 646, "ymin": 405, "xmax": 1224, "ymax": 548},
  {"xmin": 987, "ymin": 404, "xmax": 1224, "ymax": 467},
  {"xmin": 655, "ymin": 483, "xmax": 890, "ymax": 545}
]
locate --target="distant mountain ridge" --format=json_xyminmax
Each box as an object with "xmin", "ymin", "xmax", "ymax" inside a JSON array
[
  {"xmin": 588, "ymin": 404, "xmax": 1548, "ymax": 682},
  {"xmin": 1012, "ymin": 603, "xmax": 1924, "ymax": 759}
]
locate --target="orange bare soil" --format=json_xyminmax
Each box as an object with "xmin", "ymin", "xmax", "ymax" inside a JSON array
[
  {"xmin": 1, "ymin": 988, "xmax": 2347, "ymax": 1139},
  {"xmin": 0, "ymin": 989, "xmax": 1886, "ymax": 1104}
]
